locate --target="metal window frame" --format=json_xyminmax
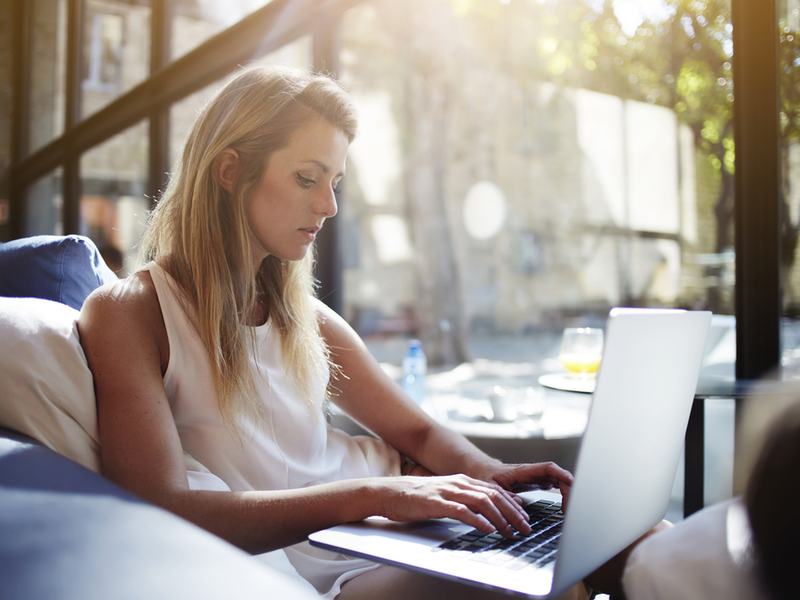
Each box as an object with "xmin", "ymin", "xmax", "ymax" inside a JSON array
[
  {"xmin": 682, "ymin": 0, "xmax": 781, "ymax": 517},
  {"xmin": 733, "ymin": 0, "xmax": 781, "ymax": 380},
  {"xmin": 8, "ymin": 0, "xmax": 31, "ymax": 237},
  {"xmin": 63, "ymin": 0, "xmax": 84, "ymax": 236},
  {"xmin": 147, "ymin": 0, "xmax": 170, "ymax": 206},
  {"xmin": 6, "ymin": 0, "xmax": 365, "ymax": 225}
]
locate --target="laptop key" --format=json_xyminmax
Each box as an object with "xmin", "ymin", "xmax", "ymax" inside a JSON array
[
  {"xmin": 506, "ymin": 559, "xmax": 535, "ymax": 570},
  {"xmin": 437, "ymin": 502, "xmax": 563, "ymax": 572},
  {"xmin": 540, "ymin": 552, "xmax": 557, "ymax": 565}
]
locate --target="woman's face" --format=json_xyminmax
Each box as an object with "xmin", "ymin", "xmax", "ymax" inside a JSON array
[{"xmin": 246, "ymin": 116, "xmax": 349, "ymax": 266}]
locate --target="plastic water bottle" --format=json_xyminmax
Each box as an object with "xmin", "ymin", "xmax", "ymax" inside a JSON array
[{"xmin": 402, "ymin": 339, "xmax": 427, "ymax": 405}]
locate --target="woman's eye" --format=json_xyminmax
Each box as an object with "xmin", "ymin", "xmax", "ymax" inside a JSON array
[{"xmin": 297, "ymin": 175, "xmax": 315, "ymax": 188}]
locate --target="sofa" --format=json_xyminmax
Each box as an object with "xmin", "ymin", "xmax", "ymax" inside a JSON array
[{"xmin": 0, "ymin": 235, "xmax": 320, "ymax": 599}]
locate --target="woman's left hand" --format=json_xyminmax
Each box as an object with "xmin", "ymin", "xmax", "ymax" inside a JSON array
[{"xmin": 470, "ymin": 461, "xmax": 574, "ymax": 510}]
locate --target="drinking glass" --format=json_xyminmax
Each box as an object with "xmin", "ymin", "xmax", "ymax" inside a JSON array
[{"xmin": 559, "ymin": 327, "xmax": 604, "ymax": 379}]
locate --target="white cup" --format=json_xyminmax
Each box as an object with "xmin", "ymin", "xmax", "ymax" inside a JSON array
[
  {"xmin": 514, "ymin": 386, "xmax": 547, "ymax": 420},
  {"xmin": 488, "ymin": 386, "xmax": 518, "ymax": 422}
]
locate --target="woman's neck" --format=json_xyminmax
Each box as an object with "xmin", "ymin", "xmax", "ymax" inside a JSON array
[{"xmin": 245, "ymin": 294, "xmax": 269, "ymax": 327}]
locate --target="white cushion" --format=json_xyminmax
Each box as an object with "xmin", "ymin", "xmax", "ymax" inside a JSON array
[
  {"xmin": 0, "ymin": 296, "xmax": 233, "ymax": 491},
  {"xmin": 0, "ymin": 297, "xmax": 100, "ymax": 471}
]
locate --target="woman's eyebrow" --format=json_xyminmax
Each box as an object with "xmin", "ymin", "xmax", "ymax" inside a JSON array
[
  {"xmin": 299, "ymin": 159, "xmax": 345, "ymax": 176},
  {"xmin": 298, "ymin": 160, "xmax": 330, "ymax": 172}
]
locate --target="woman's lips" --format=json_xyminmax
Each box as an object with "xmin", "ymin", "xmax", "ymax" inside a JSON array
[{"xmin": 300, "ymin": 225, "xmax": 321, "ymax": 241}]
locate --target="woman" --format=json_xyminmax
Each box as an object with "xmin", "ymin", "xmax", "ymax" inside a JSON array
[{"xmin": 78, "ymin": 66, "xmax": 574, "ymax": 599}]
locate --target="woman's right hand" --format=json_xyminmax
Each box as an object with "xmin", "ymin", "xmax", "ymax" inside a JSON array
[{"xmin": 373, "ymin": 474, "xmax": 533, "ymax": 537}]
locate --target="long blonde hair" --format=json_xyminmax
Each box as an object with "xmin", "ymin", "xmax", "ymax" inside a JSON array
[{"xmin": 140, "ymin": 66, "xmax": 357, "ymax": 434}]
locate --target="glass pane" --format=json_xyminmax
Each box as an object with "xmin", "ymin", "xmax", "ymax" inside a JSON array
[
  {"xmin": 24, "ymin": 167, "xmax": 64, "ymax": 236},
  {"xmin": 80, "ymin": 120, "xmax": 148, "ymax": 276},
  {"xmin": 340, "ymin": 0, "xmax": 734, "ymax": 375},
  {"xmin": 339, "ymin": 0, "xmax": 735, "ymax": 517},
  {"xmin": 81, "ymin": 0, "xmax": 151, "ymax": 118},
  {"xmin": 170, "ymin": 0, "xmax": 276, "ymax": 62},
  {"xmin": 168, "ymin": 35, "xmax": 312, "ymax": 167},
  {"xmin": 29, "ymin": 0, "xmax": 67, "ymax": 155}
]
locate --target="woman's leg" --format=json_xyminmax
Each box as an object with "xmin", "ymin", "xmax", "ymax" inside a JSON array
[{"xmin": 337, "ymin": 565, "xmax": 589, "ymax": 600}]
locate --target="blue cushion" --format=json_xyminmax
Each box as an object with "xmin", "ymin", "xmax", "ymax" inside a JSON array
[
  {"xmin": 0, "ymin": 428, "xmax": 320, "ymax": 600},
  {"xmin": 0, "ymin": 235, "xmax": 118, "ymax": 310}
]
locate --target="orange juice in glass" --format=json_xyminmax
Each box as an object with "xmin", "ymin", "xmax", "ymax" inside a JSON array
[{"xmin": 559, "ymin": 327, "xmax": 603, "ymax": 379}]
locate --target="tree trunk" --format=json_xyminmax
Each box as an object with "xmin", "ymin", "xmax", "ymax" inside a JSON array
[
  {"xmin": 714, "ymin": 166, "xmax": 734, "ymax": 253},
  {"xmin": 402, "ymin": 74, "xmax": 470, "ymax": 366},
  {"xmin": 706, "ymin": 165, "xmax": 734, "ymax": 314}
]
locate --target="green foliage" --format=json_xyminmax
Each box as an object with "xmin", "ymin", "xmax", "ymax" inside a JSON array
[
  {"xmin": 591, "ymin": 0, "xmax": 733, "ymax": 177},
  {"xmin": 442, "ymin": 0, "xmax": 737, "ymax": 178},
  {"xmin": 439, "ymin": 0, "xmax": 743, "ymax": 252}
]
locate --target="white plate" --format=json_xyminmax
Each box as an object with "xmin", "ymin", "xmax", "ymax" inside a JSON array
[{"xmin": 538, "ymin": 372, "xmax": 596, "ymax": 394}]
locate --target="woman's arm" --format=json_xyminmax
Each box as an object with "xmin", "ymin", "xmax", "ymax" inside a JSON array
[
  {"xmin": 78, "ymin": 274, "xmax": 535, "ymax": 554},
  {"xmin": 316, "ymin": 301, "xmax": 573, "ymax": 497}
]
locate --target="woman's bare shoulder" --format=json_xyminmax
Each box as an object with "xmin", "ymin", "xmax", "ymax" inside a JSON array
[
  {"xmin": 78, "ymin": 270, "xmax": 169, "ymax": 370},
  {"xmin": 81, "ymin": 270, "xmax": 160, "ymax": 322}
]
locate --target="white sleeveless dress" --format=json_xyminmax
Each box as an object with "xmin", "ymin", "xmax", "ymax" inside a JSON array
[{"xmin": 146, "ymin": 263, "xmax": 402, "ymax": 598}]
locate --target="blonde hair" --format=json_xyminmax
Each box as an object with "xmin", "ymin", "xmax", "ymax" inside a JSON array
[{"xmin": 140, "ymin": 66, "xmax": 357, "ymax": 434}]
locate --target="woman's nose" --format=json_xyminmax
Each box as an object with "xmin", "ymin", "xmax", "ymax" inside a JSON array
[{"xmin": 315, "ymin": 187, "xmax": 338, "ymax": 218}]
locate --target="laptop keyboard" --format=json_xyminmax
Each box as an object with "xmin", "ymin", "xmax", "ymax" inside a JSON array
[{"xmin": 436, "ymin": 499, "xmax": 563, "ymax": 570}]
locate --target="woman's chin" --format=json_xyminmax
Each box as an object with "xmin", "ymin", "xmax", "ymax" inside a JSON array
[{"xmin": 275, "ymin": 247, "xmax": 311, "ymax": 263}]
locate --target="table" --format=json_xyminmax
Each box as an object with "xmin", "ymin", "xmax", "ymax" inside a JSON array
[
  {"xmin": 684, "ymin": 378, "xmax": 800, "ymax": 518},
  {"xmin": 422, "ymin": 388, "xmax": 590, "ymax": 472},
  {"xmin": 332, "ymin": 375, "xmax": 783, "ymax": 521},
  {"xmin": 426, "ymin": 377, "xmax": 772, "ymax": 520},
  {"xmin": 328, "ymin": 386, "xmax": 590, "ymax": 473}
]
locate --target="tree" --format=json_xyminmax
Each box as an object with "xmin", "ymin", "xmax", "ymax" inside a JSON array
[
  {"xmin": 344, "ymin": 0, "xmax": 474, "ymax": 365},
  {"xmin": 580, "ymin": 1, "xmax": 800, "ymax": 304},
  {"xmin": 597, "ymin": 1, "xmax": 734, "ymax": 254}
]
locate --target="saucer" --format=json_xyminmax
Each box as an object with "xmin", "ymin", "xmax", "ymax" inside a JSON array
[{"xmin": 538, "ymin": 372, "xmax": 596, "ymax": 394}]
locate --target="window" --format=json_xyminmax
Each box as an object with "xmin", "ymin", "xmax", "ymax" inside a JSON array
[
  {"xmin": 29, "ymin": 0, "xmax": 68, "ymax": 155},
  {"xmin": 1, "ymin": 0, "xmax": 786, "ymax": 517},
  {"xmin": 340, "ymin": 0, "xmax": 734, "ymax": 377},
  {"xmin": 168, "ymin": 35, "xmax": 312, "ymax": 167},
  {"xmin": 339, "ymin": 0, "xmax": 743, "ymax": 513},
  {"xmin": 81, "ymin": 0, "xmax": 151, "ymax": 118},
  {"xmin": 79, "ymin": 120, "xmax": 148, "ymax": 274},
  {"xmin": 170, "ymin": 0, "xmax": 276, "ymax": 62},
  {"xmin": 24, "ymin": 167, "xmax": 64, "ymax": 237},
  {"xmin": 82, "ymin": 8, "xmax": 124, "ymax": 93}
]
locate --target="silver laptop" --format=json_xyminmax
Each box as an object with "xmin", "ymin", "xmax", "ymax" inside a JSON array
[{"xmin": 310, "ymin": 308, "xmax": 711, "ymax": 598}]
